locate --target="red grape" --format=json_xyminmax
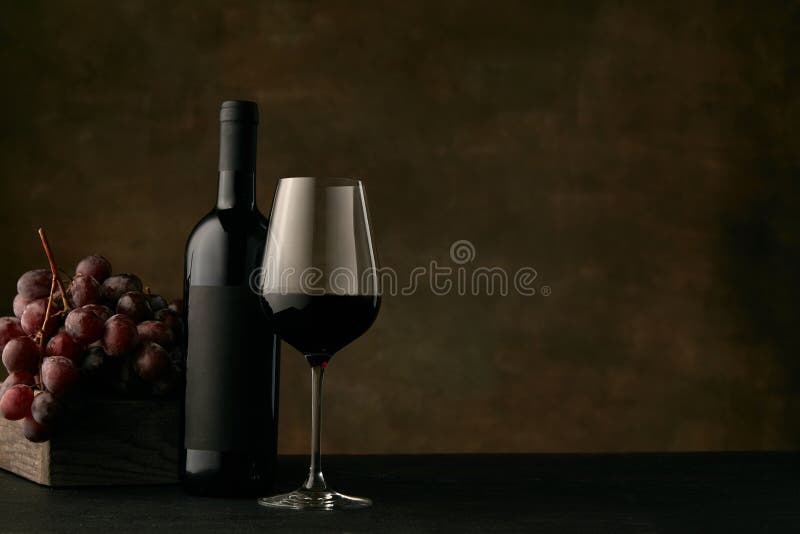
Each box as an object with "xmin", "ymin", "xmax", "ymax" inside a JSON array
[
  {"xmin": 16, "ymin": 269, "xmax": 52, "ymax": 300},
  {"xmin": 75, "ymin": 255, "xmax": 112, "ymax": 283},
  {"xmin": 0, "ymin": 384, "xmax": 34, "ymax": 420},
  {"xmin": 52, "ymin": 285, "xmax": 65, "ymax": 306},
  {"xmin": 22, "ymin": 416, "xmax": 50, "ymax": 442},
  {"xmin": 0, "ymin": 317, "xmax": 26, "ymax": 352},
  {"xmin": 0, "ymin": 370, "xmax": 34, "ymax": 399},
  {"xmin": 102, "ymin": 274, "xmax": 143, "ymax": 303},
  {"xmin": 133, "ymin": 342, "xmax": 170, "ymax": 383},
  {"xmin": 117, "ymin": 291, "xmax": 152, "ymax": 323},
  {"xmin": 21, "ymin": 298, "xmax": 57, "ymax": 337},
  {"xmin": 155, "ymin": 308, "xmax": 184, "ymax": 340},
  {"xmin": 83, "ymin": 304, "xmax": 112, "ymax": 322},
  {"xmin": 13, "ymin": 294, "xmax": 30, "ymax": 319},
  {"xmin": 31, "ymin": 391, "xmax": 65, "ymax": 426},
  {"xmin": 103, "ymin": 314, "xmax": 140, "ymax": 356},
  {"xmin": 2, "ymin": 336, "xmax": 39, "ymax": 373},
  {"xmin": 111, "ymin": 357, "xmax": 144, "ymax": 396},
  {"xmin": 80, "ymin": 346, "xmax": 106, "ymax": 377},
  {"xmin": 68, "ymin": 273, "xmax": 101, "ymax": 307},
  {"xmin": 41, "ymin": 356, "xmax": 80, "ymax": 397},
  {"xmin": 3, "ymin": 370, "xmax": 35, "ymax": 388},
  {"xmin": 64, "ymin": 306, "xmax": 105, "ymax": 344},
  {"xmin": 169, "ymin": 299, "xmax": 184, "ymax": 314},
  {"xmin": 146, "ymin": 294, "xmax": 168, "ymax": 312},
  {"xmin": 137, "ymin": 320, "xmax": 174, "ymax": 348},
  {"xmin": 46, "ymin": 331, "xmax": 83, "ymax": 363}
]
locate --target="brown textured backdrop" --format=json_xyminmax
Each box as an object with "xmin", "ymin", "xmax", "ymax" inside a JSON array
[{"xmin": 1, "ymin": 1, "xmax": 799, "ymax": 453}]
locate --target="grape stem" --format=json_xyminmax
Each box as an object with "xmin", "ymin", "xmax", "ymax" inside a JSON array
[
  {"xmin": 35, "ymin": 228, "xmax": 71, "ymax": 392},
  {"xmin": 38, "ymin": 228, "xmax": 70, "ymax": 312}
]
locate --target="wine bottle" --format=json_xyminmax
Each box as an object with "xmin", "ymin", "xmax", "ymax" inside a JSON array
[{"xmin": 180, "ymin": 100, "xmax": 280, "ymax": 497}]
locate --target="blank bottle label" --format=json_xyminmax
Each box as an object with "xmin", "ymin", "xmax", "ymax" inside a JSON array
[{"xmin": 184, "ymin": 285, "xmax": 278, "ymax": 451}]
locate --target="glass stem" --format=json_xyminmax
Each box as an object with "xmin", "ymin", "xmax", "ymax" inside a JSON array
[{"xmin": 303, "ymin": 363, "xmax": 327, "ymax": 491}]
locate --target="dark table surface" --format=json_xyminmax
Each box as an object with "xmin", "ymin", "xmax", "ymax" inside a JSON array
[{"xmin": 0, "ymin": 452, "xmax": 797, "ymax": 533}]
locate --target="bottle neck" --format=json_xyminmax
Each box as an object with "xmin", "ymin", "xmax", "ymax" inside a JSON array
[
  {"xmin": 216, "ymin": 119, "xmax": 257, "ymax": 211},
  {"xmin": 216, "ymin": 170, "xmax": 255, "ymax": 211}
]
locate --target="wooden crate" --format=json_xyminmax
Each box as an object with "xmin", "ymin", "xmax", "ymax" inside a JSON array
[{"xmin": 0, "ymin": 398, "xmax": 179, "ymax": 486}]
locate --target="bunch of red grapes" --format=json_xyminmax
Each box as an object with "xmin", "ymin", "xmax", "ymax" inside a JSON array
[{"xmin": 0, "ymin": 253, "xmax": 184, "ymax": 443}]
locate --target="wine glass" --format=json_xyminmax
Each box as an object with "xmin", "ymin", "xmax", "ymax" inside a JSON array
[{"xmin": 257, "ymin": 177, "xmax": 380, "ymax": 511}]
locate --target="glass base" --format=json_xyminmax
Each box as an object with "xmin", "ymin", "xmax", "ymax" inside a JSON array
[{"xmin": 258, "ymin": 488, "xmax": 372, "ymax": 511}]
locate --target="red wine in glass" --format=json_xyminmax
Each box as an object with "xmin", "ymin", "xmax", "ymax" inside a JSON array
[
  {"xmin": 263, "ymin": 294, "xmax": 380, "ymax": 366},
  {"xmin": 258, "ymin": 176, "xmax": 381, "ymax": 511}
]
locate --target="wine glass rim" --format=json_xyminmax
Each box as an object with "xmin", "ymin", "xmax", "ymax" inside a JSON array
[{"xmin": 278, "ymin": 176, "xmax": 363, "ymax": 186}]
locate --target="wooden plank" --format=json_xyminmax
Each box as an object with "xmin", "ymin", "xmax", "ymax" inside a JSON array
[
  {"xmin": 0, "ymin": 398, "xmax": 179, "ymax": 486},
  {"xmin": 0, "ymin": 417, "xmax": 48, "ymax": 484}
]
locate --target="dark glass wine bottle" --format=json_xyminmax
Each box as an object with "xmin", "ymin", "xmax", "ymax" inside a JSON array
[{"xmin": 180, "ymin": 100, "xmax": 280, "ymax": 497}]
